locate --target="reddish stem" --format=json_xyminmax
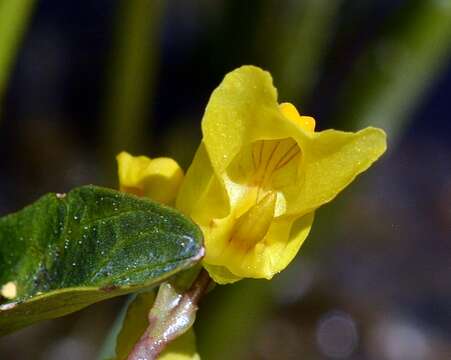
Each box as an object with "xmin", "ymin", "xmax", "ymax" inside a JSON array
[{"xmin": 127, "ymin": 269, "xmax": 211, "ymax": 360}]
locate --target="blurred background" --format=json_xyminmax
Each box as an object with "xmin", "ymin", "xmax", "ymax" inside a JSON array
[{"xmin": 0, "ymin": 0, "xmax": 450, "ymax": 359}]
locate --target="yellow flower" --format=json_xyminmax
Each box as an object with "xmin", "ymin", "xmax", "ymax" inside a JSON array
[
  {"xmin": 117, "ymin": 66, "xmax": 387, "ymax": 284},
  {"xmin": 175, "ymin": 65, "xmax": 387, "ymax": 284},
  {"xmin": 117, "ymin": 151, "xmax": 184, "ymax": 205}
]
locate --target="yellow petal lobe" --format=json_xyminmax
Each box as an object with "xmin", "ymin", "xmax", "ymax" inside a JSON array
[{"xmin": 279, "ymin": 102, "xmax": 315, "ymax": 132}]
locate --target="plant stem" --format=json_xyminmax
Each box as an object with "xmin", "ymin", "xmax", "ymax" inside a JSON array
[
  {"xmin": 336, "ymin": 0, "xmax": 451, "ymax": 141},
  {"xmin": 127, "ymin": 269, "xmax": 211, "ymax": 360}
]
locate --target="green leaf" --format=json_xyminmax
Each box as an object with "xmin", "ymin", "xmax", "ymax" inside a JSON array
[{"xmin": 0, "ymin": 185, "xmax": 204, "ymax": 335}]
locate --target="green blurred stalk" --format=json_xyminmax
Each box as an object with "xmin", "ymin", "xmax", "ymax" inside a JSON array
[
  {"xmin": 269, "ymin": 0, "xmax": 343, "ymax": 102},
  {"xmin": 0, "ymin": 0, "xmax": 36, "ymax": 114},
  {"xmin": 336, "ymin": 0, "xmax": 451, "ymax": 140},
  {"xmin": 102, "ymin": 0, "xmax": 164, "ymax": 173},
  {"xmin": 195, "ymin": 280, "xmax": 272, "ymax": 360}
]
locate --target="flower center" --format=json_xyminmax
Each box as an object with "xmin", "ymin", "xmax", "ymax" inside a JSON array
[
  {"xmin": 227, "ymin": 137, "xmax": 302, "ymax": 219},
  {"xmin": 251, "ymin": 138, "xmax": 300, "ymax": 194}
]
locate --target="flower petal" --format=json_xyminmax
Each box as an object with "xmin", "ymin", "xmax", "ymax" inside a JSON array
[
  {"xmin": 202, "ymin": 263, "xmax": 242, "ymax": 284},
  {"xmin": 201, "ymin": 65, "xmax": 387, "ymax": 217},
  {"xmin": 216, "ymin": 213, "xmax": 314, "ymax": 280},
  {"xmin": 202, "ymin": 65, "xmax": 305, "ymax": 178},
  {"xmin": 117, "ymin": 151, "xmax": 184, "ymax": 205},
  {"xmin": 176, "ymin": 143, "xmax": 230, "ymax": 222},
  {"xmin": 288, "ymin": 127, "xmax": 387, "ymax": 215},
  {"xmin": 271, "ymin": 213, "xmax": 315, "ymax": 273}
]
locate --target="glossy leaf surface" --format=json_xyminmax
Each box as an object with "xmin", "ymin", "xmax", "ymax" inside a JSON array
[{"xmin": 0, "ymin": 186, "xmax": 203, "ymax": 335}]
